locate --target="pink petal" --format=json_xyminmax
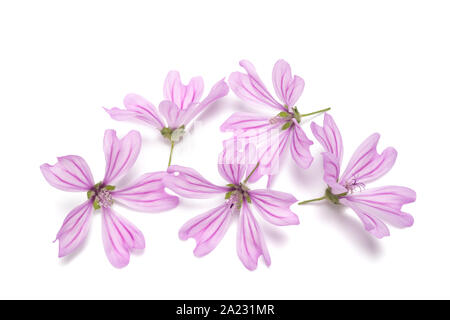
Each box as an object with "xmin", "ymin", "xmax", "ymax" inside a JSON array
[
  {"xmin": 236, "ymin": 201, "xmax": 271, "ymax": 271},
  {"xmin": 55, "ymin": 200, "xmax": 93, "ymax": 257},
  {"xmin": 163, "ymin": 71, "xmax": 204, "ymax": 109},
  {"xmin": 218, "ymin": 139, "xmax": 252, "ymax": 185},
  {"xmin": 101, "ymin": 207, "xmax": 145, "ymax": 268},
  {"xmin": 340, "ymin": 133, "xmax": 397, "ymax": 185},
  {"xmin": 340, "ymin": 186, "xmax": 415, "ymax": 239},
  {"xmin": 249, "ymin": 189, "xmax": 299, "ymax": 226},
  {"xmin": 179, "ymin": 203, "xmax": 232, "ymax": 257},
  {"xmin": 164, "ymin": 165, "xmax": 229, "ymax": 198},
  {"xmin": 229, "ymin": 60, "xmax": 284, "ymax": 110},
  {"xmin": 290, "ymin": 121, "xmax": 313, "ymax": 169},
  {"xmin": 158, "ymin": 100, "xmax": 181, "ymax": 128},
  {"xmin": 104, "ymin": 94, "xmax": 165, "ymax": 130},
  {"xmin": 41, "ymin": 155, "xmax": 94, "ymax": 192},
  {"xmin": 103, "ymin": 130, "xmax": 141, "ymax": 185},
  {"xmin": 112, "ymin": 172, "xmax": 179, "ymax": 212},
  {"xmin": 310, "ymin": 113, "xmax": 343, "ymax": 166},
  {"xmin": 180, "ymin": 78, "xmax": 229, "ymax": 125},
  {"xmin": 272, "ymin": 59, "xmax": 305, "ymax": 107},
  {"xmin": 321, "ymin": 152, "xmax": 348, "ymax": 194},
  {"xmin": 220, "ymin": 112, "xmax": 271, "ymax": 133}
]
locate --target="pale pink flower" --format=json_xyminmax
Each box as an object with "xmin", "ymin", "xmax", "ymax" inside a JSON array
[
  {"xmin": 40, "ymin": 130, "xmax": 179, "ymax": 268},
  {"xmin": 164, "ymin": 142, "xmax": 299, "ymax": 270},
  {"xmin": 104, "ymin": 71, "xmax": 229, "ymax": 165},
  {"xmin": 298, "ymin": 114, "xmax": 416, "ymax": 238},
  {"xmin": 222, "ymin": 59, "xmax": 330, "ymax": 185}
]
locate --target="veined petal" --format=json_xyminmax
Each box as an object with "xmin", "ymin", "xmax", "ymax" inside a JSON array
[
  {"xmin": 220, "ymin": 112, "xmax": 271, "ymax": 133},
  {"xmin": 101, "ymin": 207, "xmax": 145, "ymax": 268},
  {"xmin": 311, "ymin": 113, "xmax": 343, "ymax": 166},
  {"xmin": 112, "ymin": 172, "xmax": 179, "ymax": 212},
  {"xmin": 290, "ymin": 121, "xmax": 313, "ymax": 169},
  {"xmin": 340, "ymin": 186, "xmax": 415, "ymax": 239},
  {"xmin": 249, "ymin": 189, "xmax": 299, "ymax": 226},
  {"xmin": 180, "ymin": 78, "xmax": 229, "ymax": 126},
  {"xmin": 321, "ymin": 152, "xmax": 348, "ymax": 194},
  {"xmin": 272, "ymin": 59, "xmax": 305, "ymax": 107},
  {"xmin": 179, "ymin": 203, "xmax": 232, "ymax": 257},
  {"xmin": 159, "ymin": 100, "xmax": 181, "ymax": 128},
  {"xmin": 340, "ymin": 133, "xmax": 397, "ymax": 185},
  {"xmin": 218, "ymin": 139, "xmax": 251, "ymax": 185},
  {"xmin": 229, "ymin": 60, "xmax": 284, "ymax": 110},
  {"xmin": 236, "ymin": 201, "xmax": 271, "ymax": 271},
  {"xmin": 55, "ymin": 200, "xmax": 93, "ymax": 257},
  {"xmin": 41, "ymin": 155, "xmax": 94, "ymax": 192},
  {"xmin": 164, "ymin": 165, "xmax": 229, "ymax": 198},
  {"xmin": 163, "ymin": 71, "xmax": 204, "ymax": 109},
  {"xmin": 103, "ymin": 130, "xmax": 141, "ymax": 185},
  {"xmin": 104, "ymin": 94, "xmax": 165, "ymax": 130}
]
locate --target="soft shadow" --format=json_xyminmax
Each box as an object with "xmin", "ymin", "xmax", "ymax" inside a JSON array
[
  {"xmin": 315, "ymin": 202, "xmax": 382, "ymax": 257},
  {"xmin": 261, "ymin": 223, "xmax": 288, "ymax": 246}
]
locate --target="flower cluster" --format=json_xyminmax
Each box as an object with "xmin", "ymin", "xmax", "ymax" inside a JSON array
[{"xmin": 41, "ymin": 59, "xmax": 416, "ymax": 270}]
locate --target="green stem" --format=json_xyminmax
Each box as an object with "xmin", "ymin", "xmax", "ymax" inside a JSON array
[
  {"xmin": 301, "ymin": 107, "xmax": 331, "ymax": 118},
  {"xmin": 243, "ymin": 162, "xmax": 260, "ymax": 183},
  {"xmin": 168, "ymin": 141, "xmax": 175, "ymax": 167},
  {"xmin": 298, "ymin": 196, "xmax": 326, "ymax": 205}
]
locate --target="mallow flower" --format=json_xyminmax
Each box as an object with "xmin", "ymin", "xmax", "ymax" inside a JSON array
[
  {"xmin": 221, "ymin": 59, "xmax": 330, "ymax": 186},
  {"xmin": 40, "ymin": 130, "xmax": 179, "ymax": 267},
  {"xmin": 298, "ymin": 114, "xmax": 416, "ymax": 238},
  {"xmin": 163, "ymin": 141, "xmax": 299, "ymax": 270},
  {"xmin": 105, "ymin": 71, "xmax": 229, "ymax": 166}
]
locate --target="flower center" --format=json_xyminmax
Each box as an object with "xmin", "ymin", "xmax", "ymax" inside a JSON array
[
  {"xmin": 87, "ymin": 182, "xmax": 116, "ymax": 210},
  {"xmin": 225, "ymin": 183, "xmax": 251, "ymax": 211},
  {"xmin": 344, "ymin": 179, "xmax": 366, "ymax": 193}
]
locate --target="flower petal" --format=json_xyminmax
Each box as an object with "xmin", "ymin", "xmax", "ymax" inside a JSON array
[
  {"xmin": 311, "ymin": 113, "xmax": 343, "ymax": 166},
  {"xmin": 290, "ymin": 121, "xmax": 313, "ymax": 169},
  {"xmin": 104, "ymin": 94, "xmax": 165, "ymax": 130},
  {"xmin": 164, "ymin": 165, "xmax": 229, "ymax": 198},
  {"xmin": 55, "ymin": 200, "xmax": 93, "ymax": 257},
  {"xmin": 249, "ymin": 189, "xmax": 299, "ymax": 226},
  {"xmin": 236, "ymin": 201, "xmax": 271, "ymax": 271},
  {"xmin": 179, "ymin": 203, "xmax": 232, "ymax": 257},
  {"xmin": 218, "ymin": 139, "xmax": 251, "ymax": 185},
  {"xmin": 112, "ymin": 172, "xmax": 179, "ymax": 212},
  {"xmin": 340, "ymin": 133, "xmax": 397, "ymax": 185},
  {"xmin": 229, "ymin": 60, "xmax": 284, "ymax": 110},
  {"xmin": 180, "ymin": 78, "xmax": 229, "ymax": 126},
  {"xmin": 340, "ymin": 186, "xmax": 415, "ymax": 239},
  {"xmin": 101, "ymin": 207, "xmax": 145, "ymax": 268},
  {"xmin": 163, "ymin": 71, "xmax": 204, "ymax": 109},
  {"xmin": 158, "ymin": 100, "xmax": 181, "ymax": 128},
  {"xmin": 272, "ymin": 59, "xmax": 305, "ymax": 107},
  {"xmin": 321, "ymin": 152, "xmax": 348, "ymax": 194},
  {"xmin": 41, "ymin": 155, "xmax": 94, "ymax": 192},
  {"xmin": 103, "ymin": 129, "xmax": 141, "ymax": 185},
  {"xmin": 220, "ymin": 112, "xmax": 271, "ymax": 133}
]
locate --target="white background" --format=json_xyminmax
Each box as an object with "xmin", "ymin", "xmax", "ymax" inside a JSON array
[{"xmin": 0, "ymin": 0, "xmax": 449, "ymax": 299}]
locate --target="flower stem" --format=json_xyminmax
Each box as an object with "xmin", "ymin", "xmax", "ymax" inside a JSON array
[
  {"xmin": 301, "ymin": 107, "xmax": 331, "ymax": 118},
  {"xmin": 243, "ymin": 162, "xmax": 260, "ymax": 183},
  {"xmin": 168, "ymin": 141, "xmax": 175, "ymax": 167},
  {"xmin": 298, "ymin": 196, "xmax": 326, "ymax": 205}
]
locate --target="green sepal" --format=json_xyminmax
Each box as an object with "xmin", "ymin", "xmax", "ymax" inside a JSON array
[
  {"xmin": 93, "ymin": 199, "xmax": 101, "ymax": 210},
  {"xmin": 104, "ymin": 185, "xmax": 115, "ymax": 191},
  {"xmin": 293, "ymin": 107, "xmax": 301, "ymax": 123},
  {"xmin": 283, "ymin": 104, "xmax": 289, "ymax": 109},
  {"xmin": 245, "ymin": 194, "xmax": 252, "ymax": 203},
  {"xmin": 87, "ymin": 190, "xmax": 94, "ymax": 199},
  {"xmin": 325, "ymin": 187, "xmax": 341, "ymax": 205},
  {"xmin": 226, "ymin": 183, "xmax": 237, "ymax": 188},
  {"xmin": 277, "ymin": 111, "xmax": 290, "ymax": 118},
  {"xmin": 93, "ymin": 182, "xmax": 102, "ymax": 189},
  {"xmin": 160, "ymin": 127, "xmax": 173, "ymax": 140},
  {"xmin": 225, "ymin": 191, "xmax": 235, "ymax": 200},
  {"xmin": 281, "ymin": 121, "xmax": 293, "ymax": 130},
  {"xmin": 171, "ymin": 125, "xmax": 185, "ymax": 142}
]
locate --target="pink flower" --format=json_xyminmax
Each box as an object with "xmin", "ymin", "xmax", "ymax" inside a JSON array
[
  {"xmin": 221, "ymin": 59, "xmax": 330, "ymax": 185},
  {"xmin": 40, "ymin": 130, "xmax": 179, "ymax": 268},
  {"xmin": 298, "ymin": 114, "xmax": 416, "ymax": 238},
  {"xmin": 163, "ymin": 142, "xmax": 299, "ymax": 270},
  {"xmin": 104, "ymin": 71, "xmax": 229, "ymax": 166}
]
